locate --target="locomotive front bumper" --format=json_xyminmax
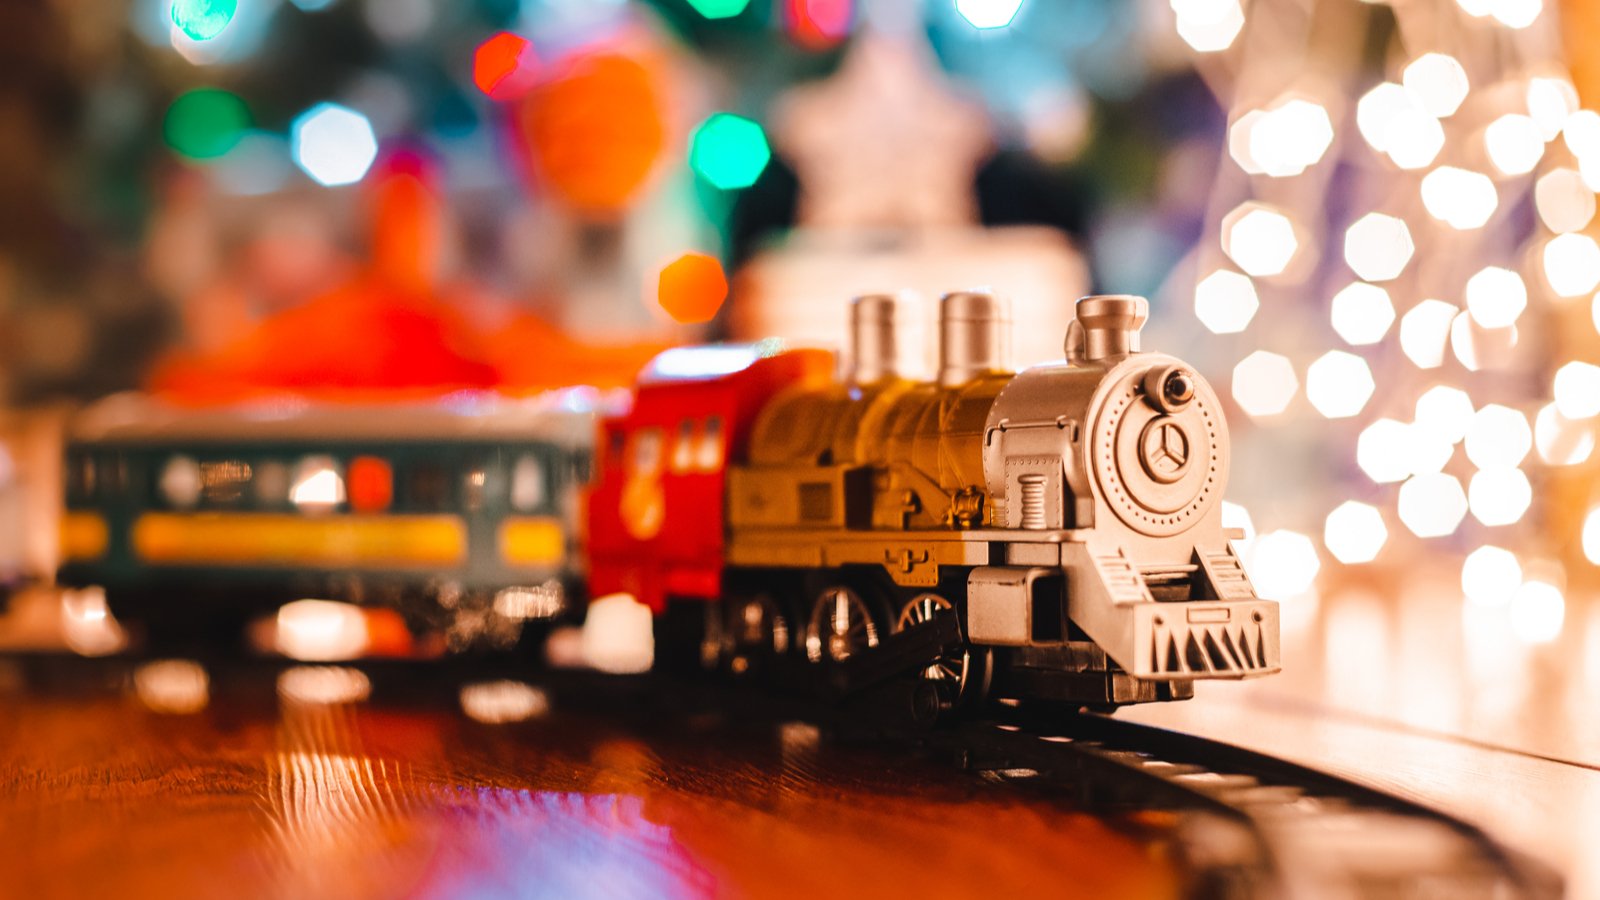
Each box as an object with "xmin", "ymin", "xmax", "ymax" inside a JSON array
[{"xmin": 1127, "ymin": 598, "xmax": 1281, "ymax": 680}]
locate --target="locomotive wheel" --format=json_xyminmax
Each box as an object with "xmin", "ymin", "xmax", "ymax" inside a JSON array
[
  {"xmin": 805, "ymin": 585, "xmax": 881, "ymax": 664},
  {"xmin": 723, "ymin": 592, "xmax": 789, "ymax": 677},
  {"xmin": 894, "ymin": 593, "xmax": 989, "ymax": 710}
]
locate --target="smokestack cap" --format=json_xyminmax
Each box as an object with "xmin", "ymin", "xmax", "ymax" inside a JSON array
[{"xmin": 1067, "ymin": 294, "xmax": 1148, "ymax": 365}]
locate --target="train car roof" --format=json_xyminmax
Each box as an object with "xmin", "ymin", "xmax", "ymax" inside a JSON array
[
  {"xmin": 67, "ymin": 390, "xmax": 619, "ymax": 447},
  {"xmin": 637, "ymin": 339, "xmax": 797, "ymax": 385}
]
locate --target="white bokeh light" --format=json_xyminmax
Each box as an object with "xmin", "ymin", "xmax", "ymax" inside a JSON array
[
  {"xmin": 1228, "ymin": 110, "xmax": 1267, "ymax": 174},
  {"xmin": 1483, "ymin": 113, "xmax": 1545, "ymax": 175},
  {"xmin": 1535, "ymin": 402, "xmax": 1594, "ymax": 465},
  {"xmin": 1543, "ymin": 233, "xmax": 1600, "ymax": 297},
  {"xmin": 1356, "ymin": 82, "xmax": 1416, "ymax": 152},
  {"xmin": 1450, "ymin": 311, "xmax": 1519, "ymax": 372},
  {"xmin": 1399, "ymin": 299, "xmax": 1458, "ymax": 368},
  {"xmin": 291, "ymin": 103, "xmax": 380, "ymax": 187},
  {"xmin": 1323, "ymin": 501, "xmax": 1387, "ymax": 564},
  {"xmin": 1564, "ymin": 109, "xmax": 1600, "ymax": 159},
  {"xmin": 1305, "ymin": 350, "xmax": 1375, "ymax": 418},
  {"xmin": 1510, "ymin": 580, "xmax": 1565, "ymax": 644},
  {"xmin": 1402, "ymin": 53, "xmax": 1469, "ymax": 118},
  {"xmin": 1247, "ymin": 99, "xmax": 1335, "ymax": 177},
  {"xmin": 1222, "ymin": 204, "xmax": 1298, "ymax": 277},
  {"xmin": 1397, "ymin": 472, "xmax": 1469, "ymax": 538},
  {"xmin": 1357, "ymin": 418, "xmax": 1414, "ymax": 484},
  {"xmin": 1414, "ymin": 385, "xmax": 1474, "ymax": 444},
  {"xmin": 956, "ymin": 0, "xmax": 1026, "ymax": 29},
  {"xmin": 1464, "ymin": 403, "xmax": 1533, "ymax": 468},
  {"xmin": 1464, "ymin": 266, "xmax": 1527, "ymax": 328},
  {"xmin": 1232, "ymin": 351, "xmax": 1298, "ymax": 417},
  {"xmin": 1194, "ymin": 269, "xmax": 1259, "ymax": 334},
  {"xmin": 1468, "ymin": 468, "xmax": 1532, "ymax": 526},
  {"xmin": 1420, "ymin": 167, "xmax": 1498, "ymax": 230},
  {"xmin": 1462, "ymin": 545, "xmax": 1522, "ymax": 607},
  {"xmin": 1343, "ymin": 213, "xmax": 1414, "ymax": 281},
  {"xmin": 1330, "ymin": 282, "xmax": 1395, "ymax": 345},
  {"xmin": 1527, "ymin": 77, "xmax": 1578, "ymax": 140},
  {"xmin": 1491, "ymin": 0, "xmax": 1543, "ymax": 29},
  {"xmin": 1173, "ymin": 0, "xmax": 1245, "ymax": 52},
  {"xmin": 1535, "ymin": 168, "xmax": 1595, "ymax": 233},
  {"xmin": 1553, "ymin": 361, "xmax": 1600, "ymax": 418},
  {"xmin": 1247, "ymin": 530, "xmax": 1321, "ymax": 600}
]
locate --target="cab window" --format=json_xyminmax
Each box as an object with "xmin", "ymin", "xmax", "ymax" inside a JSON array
[
  {"xmin": 511, "ymin": 454, "xmax": 546, "ymax": 511},
  {"xmin": 696, "ymin": 416, "xmax": 724, "ymax": 471},
  {"xmin": 629, "ymin": 428, "xmax": 664, "ymax": 476}
]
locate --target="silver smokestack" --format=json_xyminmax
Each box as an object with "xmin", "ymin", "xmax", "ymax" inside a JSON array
[
  {"xmin": 848, "ymin": 294, "xmax": 899, "ymax": 385},
  {"xmin": 938, "ymin": 291, "xmax": 1010, "ymax": 387},
  {"xmin": 1067, "ymin": 294, "xmax": 1148, "ymax": 365}
]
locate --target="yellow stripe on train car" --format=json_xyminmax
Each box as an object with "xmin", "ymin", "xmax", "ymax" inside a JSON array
[
  {"xmin": 498, "ymin": 516, "xmax": 566, "ymax": 567},
  {"xmin": 131, "ymin": 513, "xmax": 468, "ymax": 568},
  {"xmin": 59, "ymin": 511, "xmax": 109, "ymax": 561}
]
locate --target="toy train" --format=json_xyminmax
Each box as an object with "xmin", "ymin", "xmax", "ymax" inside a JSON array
[{"xmin": 58, "ymin": 293, "xmax": 1279, "ymax": 710}]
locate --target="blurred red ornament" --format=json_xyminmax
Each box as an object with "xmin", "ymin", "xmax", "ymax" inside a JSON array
[
  {"xmin": 785, "ymin": 0, "xmax": 852, "ymax": 50},
  {"xmin": 474, "ymin": 32, "xmax": 539, "ymax": 101},
  {"xmin": 657, "ymin": 253, "xmax": 728, "ymax": 324},
  {"xmin": 514, "ymin": 50, "xmax": 667, "ymax": 218}
]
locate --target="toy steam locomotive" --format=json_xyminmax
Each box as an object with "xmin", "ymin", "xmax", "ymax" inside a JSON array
[{"xmin": 58, "ymin": 293, "xmax": 1279, "ymax": 710}]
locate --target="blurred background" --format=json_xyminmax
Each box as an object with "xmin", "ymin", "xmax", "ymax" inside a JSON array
[{"xmin": 2, "ymin": 0, "xmax": 1600, "ymax": 753}]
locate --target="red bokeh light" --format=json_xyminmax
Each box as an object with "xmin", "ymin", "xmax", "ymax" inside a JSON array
[
  {"xmin": 785, "ymin": 0, "xmax": 852, "ymax": 50},
  {"xmin": 473, "ymin": 32, "xmax": 539, "ymax": 101},
  {"xmin": 348, "ymin": 456, "xmax": 394, "ymax": 512},
  {"xmin": 657, "ymin": 253, "xmax": 728, "ymax": 324}
]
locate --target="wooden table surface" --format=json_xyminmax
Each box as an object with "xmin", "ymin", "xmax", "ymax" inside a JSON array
[{"xmin": 0, "ymin": 663, "xmax": 1176, "ymax": 900}]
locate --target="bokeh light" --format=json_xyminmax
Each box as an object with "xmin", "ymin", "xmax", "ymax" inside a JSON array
[
  {"xmin": 1526, "ymin": 77, "xmax": 1577, "ymax": 140},
  {"xmin": 687, "ymin": 0, "xmax": 752, "ymax": 19},
  {"xmin": 1468, "ymin": 467, "xmax": 1532, "ymax": 526},
  {"xmin": 1324, "ymin": 501, "xmax": 1387, "ymax": 564},
  {"xmin": 784, "ymin": 0, "xmax": 854, "ymax": 49},
  {"xmin": 171, "ymin": 0, "xmax": 237, "ymax": 41},
  {"xmin": 473, "ymin": 32, "xmax": 538, "ymax": 101},
  {"xmin": 1553, "ymin": 361, "xmax": 1600, "ymax": 418},
  {"xmin": 291, "ymin": 103, "xmax": 379, "ymax": 187},
  {"xmin": 1231, "ymin": 351, "xmax": 1298, "ymax": 417},
  {"xmin": 1420, "ymin": 167, "xmax": 1498, "ymax": 230},
  {"xmin": 1396, "ymin": 472, "xmax": 1468, "ymax": 538},
  {"xmin": 1247, "ymin": 98, "xmax": 1334, "ymax": 177},
  {"xmin": 1330, "ymin": 282, "xmax": 1395, "ymax": 345},
  {"xmin": 1510, "ymin": 580, "xmax": 1565, "ymax": 643},
  {"xmin": 1534, "ymin": 403, "xmax": 1594, "ymax": 465},
  {"xmin": 956, "ymin": 0, "xmax": 1026, "ymax": 29},
  {"xmin": 1357, "ymin": 419, "xmax": 1414, "ymax": 484},
  {"xmin": 1401, "ymin": 53, "xmax": 1469, "ymax": 118},
  {"xmin": 1483, "ymin": 114, "xmax": 1544, "ymax": 176},
  {"xmin": 1415, "ymin": 385, "xmax": 1474, "ymax": 444},
  {"xmin": 657, "ymin": 253, "xmax": 729, "ymax": 324},
  {"xmin": 1399, "ymin": 299, "xmax": 1458, "ymax": 368},
  {"xmin": 1343, "ymin": 213, "xmax": 1413, "ymax": 281},
  {"xmin": 1464, "ymin": 266, "xmax": 1527, "ymax": 328},
  {"xmin": 1462, "ymin": 545, "xmax": 1522, "ymax": 607},
  {"xmin": 690, "ymin": 113, "xmax": 771, "ymax": 191},
  {"xmin": 1464, "ymin": 403, "xmax": 1532, "ymax": 468},
  {"xmin": 1304, "ymin": 350, "xmax": 1375, "ymax": 418},
  {"xmin": 1542, "ymin": 233, "xmax": 1600, "ymax": 297},
  {"xmin": 1534, "ymin": 168, "xmax": 1595, "ymax": 233},
  {"xmin": 1174, "ymin": 0, "xmax": 1244, "ymax": 53},
  {"xmin": 1222, "ymin": 204, "xmax": 1297, "ymax": 276},
  {"xmin": 164, "ymin": 89, "xmax": 250, "ymax": 159},
  {"xmin": 1247, "ymin": 530, "xmax": 1320, "ymax": 600},
  {"xmin": 1491, "ymin": 0, "xmax": 1543, "ymax": 29},
  {"xmin": 1193, "ymin": 269, "xmax": 1258, "ymax": 334}
]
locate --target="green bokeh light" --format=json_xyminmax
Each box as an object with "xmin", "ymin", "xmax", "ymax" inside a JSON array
[
  {"xmin": 164, "ymin": 89, "xmax": 251, "ymax": 160},
  {"xmin": 689, "ymin": 114, "xmax": 771, "ymax": 191},
  {"xmin": 170, "ymin": 0, "xmax": 238, "ymax": 41},
  {"xmin": 686, "ymin": 0, "xmax": 752, "ymax": 19}
]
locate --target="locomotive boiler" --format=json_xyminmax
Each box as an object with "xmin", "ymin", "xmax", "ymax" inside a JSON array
[{"xmin": 589, "ymin": 292, "xmax": 1280, "ymax": 710}]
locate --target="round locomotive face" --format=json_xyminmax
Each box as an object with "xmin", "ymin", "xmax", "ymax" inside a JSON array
[{"xmin": 1086, "ymin": 354, "xmax": 1227, "ymax": 538}]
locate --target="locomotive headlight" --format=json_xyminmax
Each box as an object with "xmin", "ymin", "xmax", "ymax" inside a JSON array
[
  {"xmin": 160, "ymin": 455, "xmax": 203, "ymax": 509},
  {"xmin": 1143, "ymin": 364, "xmax": 1197, "ymax": 413}
]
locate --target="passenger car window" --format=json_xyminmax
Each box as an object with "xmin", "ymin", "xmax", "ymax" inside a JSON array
[{"xmin": 511, "ymin": 454, "xmax": 545, "ymax": 511}]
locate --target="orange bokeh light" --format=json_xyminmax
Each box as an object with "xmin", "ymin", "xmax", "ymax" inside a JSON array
[
  {"xmin": 657, "ymin": 253, "xmax": 728, "ymax": 324},
  {"xmin": 473, "ymin": 32, "xmax": 539, "ymax": 101},
  {"xmin": 515, "ymin": 50, "xmax": 666, "ymax": 218}
]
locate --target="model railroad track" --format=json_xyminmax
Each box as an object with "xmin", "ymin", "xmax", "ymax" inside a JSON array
[
  {"xmin": 0, "ymin": 647, "xmax": 1565, "ymax": 899},
  {"xmin": 930, "ymin": 710, "xmax": 1563, "ymax": 900}
]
